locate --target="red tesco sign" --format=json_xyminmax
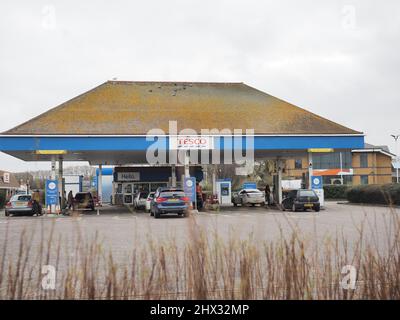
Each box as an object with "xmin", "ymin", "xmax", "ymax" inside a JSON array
[{"xmin": 170, "ymin": 136, "xmax": 213, "ymax": 150}]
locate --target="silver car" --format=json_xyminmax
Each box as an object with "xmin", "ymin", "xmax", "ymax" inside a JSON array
[
  {"xmin": 5, "ymin": 194, "xmax": 42, "ymax": 216},
  {"xmin": 145, "ymin": 192, "xmax": 155, "ymax": 212},
  {"xmin": 232, "ymin": 189, "xmax": 265, "ymax": 207},
  {"xmin": 133, "ymin": 191, "xmax": 149, "ymax": 210}
]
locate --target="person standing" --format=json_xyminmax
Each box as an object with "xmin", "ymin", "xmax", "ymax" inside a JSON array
[
  {"xmin": 67, "ymin": 190, "xmax": 74, "ymax": 210},
  {"xmin": 265, "ymin": 184, "xmax": 271, "ymax": 206},
  {"xmin": 196, "ymin": 182, "xmax": 203, "ymax": 210}
]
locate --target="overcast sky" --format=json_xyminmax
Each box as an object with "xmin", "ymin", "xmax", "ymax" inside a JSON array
[{"xmin": 0, "ymin": 0, "xmax": 399, "ymax": 172}]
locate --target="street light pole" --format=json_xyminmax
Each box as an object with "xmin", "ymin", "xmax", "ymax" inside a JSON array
[{"xmin": 391, "ymin": 134, "xmax": 400, "ymax": 183}]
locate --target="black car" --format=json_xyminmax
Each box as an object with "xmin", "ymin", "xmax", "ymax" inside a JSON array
[
  {"xmin": 282, "ymin": 189, "xmax": 320, "ymax": 212},
  {"xmin": 73, "ymin": 192, "xmax": 95, "ymax": 211}
]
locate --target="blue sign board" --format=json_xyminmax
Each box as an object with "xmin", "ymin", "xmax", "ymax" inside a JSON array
[
  {"xmin": 184, "ymin": 177, "xmax": 196, "ymax": 202},
  {"xmin": 46, "ymin": 179, "xmax": 59, "ymax": 205},
  {"xmin": 243, "ymin": 182, "xmax": 257, "ymax": 189},
  {"xmin": 92, "ymin": 176, "xmax": 97, "ymax": 188},
  {"xmin": 311, "ymin": 176, "xmax": 323, "ymax": 189}
]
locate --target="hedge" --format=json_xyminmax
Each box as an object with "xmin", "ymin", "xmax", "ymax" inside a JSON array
[
  {"xmin": 0, "ymin": 190, "xmax": 6, "ymax": 209},
  {"xmin": 346, "ymin": 184, "xmax": 400, "ymax": 206},
  {"xmin": 323, "ymin": 185, "xmax": 349, "ymax": 199}
]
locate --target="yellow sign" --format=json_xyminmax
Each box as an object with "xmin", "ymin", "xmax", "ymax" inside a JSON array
[
  {"xmin": 35, "ymin": 150, "xmax": 67, "ymax": 155},
  {"xmin": 308, "ymin": 148, "xmax": 334, "ymax": 153}
]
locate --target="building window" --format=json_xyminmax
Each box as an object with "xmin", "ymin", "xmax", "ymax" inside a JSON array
[
  {"xmin": 294, "ymin": 159, "xmax": 302, "ymax": 169},
  {"xmin": 360, "ymin": 175, "xmax": 369, "ymax": 185},
  {"xmin": 360, "ymin": 153, "xmax": 368, "ymax": 168},
  {"xmin": 322, "ymin": 175, "xmax": 353, "ymax": 186},
  {"xmin": 313, "ymin": 152, "xmax": 352, "ymax": 169}
]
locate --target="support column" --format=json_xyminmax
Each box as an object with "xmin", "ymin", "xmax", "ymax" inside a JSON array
[
  {"xmin": 212, "ymin": 165, "xmax": 217, "ymax": 196},
  {"xmin": 50, "ymin": 157, "xmax": 56, "ymax": 214},
  {"xmin": 277, "ymin": 159, "xmax": 283, "ymax": 205},
  {"xmin": 308, "ymin": 152, "xmax": 313, "ymax": 189},
  {"xmin": 184, "ymin": 151, "xmax": 190, "ymax": 178},
  {"xmin": 58, "ymin": 158, "xmax": 64, "ymax": 212},
  {"xmin": 171, "ymin": 164, "xmax": 177, "ymax": 187},
  {"xmin": 111, "ymin": 181, "xmax": 115, "ymax": 205},
  {"xmin": 98, "ymin": 164, "xmax": 103, "ymax": 206}
]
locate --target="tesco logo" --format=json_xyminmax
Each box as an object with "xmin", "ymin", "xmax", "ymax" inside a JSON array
[
  {"xmin": 170, "ymin": 136, "xmax": 213, "ymax": 150},
  {"xmin": 177, "ymin": 137, "xmax": 207, "ymax": 146}
]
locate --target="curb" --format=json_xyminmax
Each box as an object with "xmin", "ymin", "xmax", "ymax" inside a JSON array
[{"xmin": 337, "ymin": 201, "xmax": 400, "ymax": 209}]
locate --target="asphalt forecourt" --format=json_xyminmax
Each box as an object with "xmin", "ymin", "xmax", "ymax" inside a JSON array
[
  {"xmin": 1, "ymin": 202, "xmax": 398, "ymax": 248},
  {"xmin": 0, "ymin": 202, "xmax": 399, "ymax": 301}
]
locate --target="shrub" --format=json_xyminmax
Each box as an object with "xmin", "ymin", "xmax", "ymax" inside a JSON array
[
  {"xmin": 0, "ymin": 190, "xmax": 6, "ymax": 209},
  {"xmin": 346, "ymin": 184, "xmax": 400, "ymax": 205},
  {"xmin": 323, "ymin": 185, "xmax": 349, "ymax": 199}
]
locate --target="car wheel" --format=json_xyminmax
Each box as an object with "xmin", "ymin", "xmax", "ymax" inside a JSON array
[
  {"xmin": 154, "ymin": 210, "xmax": 160, "ymax": 219},
  {"xmin": 315, "ymin": 207, "xmax": 320, "ymax": 212},
  {"xmin": 5, "ymin": 211, "xmax": 9, "ymax": 217},
  {"xmin": 32, "ymin": 204, "xmax": 39, "ymax": 216},
  {"xmin": 251, "ymin": 203, "xmax": 255, "ymax": 207},
  {"xmin": 233, "ymin": 202, "xmax": 237, "ymax": 207}
]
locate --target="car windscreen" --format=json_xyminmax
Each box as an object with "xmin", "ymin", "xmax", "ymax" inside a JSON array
[
  {"xmin": 299, "ymin": 190, "xmax": 317, "ymax": 197},
  {"xmin": 12, "ymin": 195, "xmax": 31, "ymax": 201},
  {"xmin": 159, "ymin": 191, "xmax": 186, "ymax": 198},
  {"xmin": 243, "ymin": 190, "xmax": 262, "ymax": 194},
  {"xmin": 75, "ymin": 193, "xmax": 90, "ymax": 200}
]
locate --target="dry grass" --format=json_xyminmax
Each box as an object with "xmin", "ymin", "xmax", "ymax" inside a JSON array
[{"xmin": 0, "ymin": 208, "xmax": 399, "ymax": 300}]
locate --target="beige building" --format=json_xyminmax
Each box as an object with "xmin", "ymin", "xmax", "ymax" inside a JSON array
[
  {"xmin": 285, "ymin": 143, "xmax": 395, "ymax": 186},
  {"xmin": 0, "ymin": 170, "xmax": 20, "ymax": 198}
]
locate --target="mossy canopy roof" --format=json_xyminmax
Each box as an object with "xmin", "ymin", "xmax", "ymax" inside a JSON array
[{"xmin": 4, "ymin": 81, "xmax": 361, "ymax": 136}]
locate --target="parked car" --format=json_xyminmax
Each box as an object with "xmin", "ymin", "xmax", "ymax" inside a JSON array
[
  {"xmin": 145, "ymin": 192, "xmax": 155, "ymax": 212},
  {"xmin": 232, "ymin": 189, "xmax": 265, "ymax": 206},
  {"xmin": 5, "ymin": 194, "xmax": 42, "ymax": 216},
  {"xmin": 73, "ymin": 192, "xmax": 95, "ymax": 211},
  {"xmin": 150, "ymin": 188, "xmax": 189, "ymax": 218},
  {"xmin": 282, "ymin": 189, "xmax": 320, "ymax": 212},
  {"xmin": 134, "ymin": 191, "xmax": 149, "ymax": 210}
]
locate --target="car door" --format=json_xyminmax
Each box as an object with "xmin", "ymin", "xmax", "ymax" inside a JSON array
[
  {"xmin": 282, "ymin": 191, "xmax": 295, "ymax": 209},
  {"xmin": 238, "ymin": 190, "xmax": 247, "ymax": 204}
]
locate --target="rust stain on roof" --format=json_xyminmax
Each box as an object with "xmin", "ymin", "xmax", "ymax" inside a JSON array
[{"xmin": 3, "ymin": 81, "xmax": 362, "ymax": 135}]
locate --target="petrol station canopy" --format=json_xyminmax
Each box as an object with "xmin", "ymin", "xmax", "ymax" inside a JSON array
[{"xmin": 0, "ymin": 81, "xmax": 364, "ymax": 164}]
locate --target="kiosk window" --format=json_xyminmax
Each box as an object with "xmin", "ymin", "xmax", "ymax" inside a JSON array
[{"xmin": 221, "ymin": 184, "xmax": 229, "ymax": 196}]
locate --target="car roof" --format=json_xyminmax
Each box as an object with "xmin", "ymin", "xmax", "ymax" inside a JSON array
[
  {"xmin": 242, "ymin": 189, "xmax": 261, "ymax": 192},
  {"xmin": 158, "ymin": 187, "xmax": 183, "ymax": 191}
]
